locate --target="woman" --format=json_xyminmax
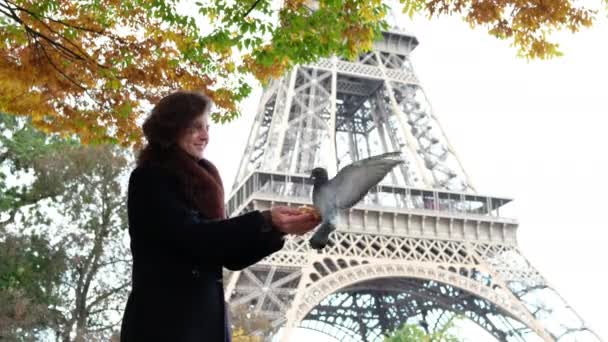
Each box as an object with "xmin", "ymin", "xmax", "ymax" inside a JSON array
[{"xmin": 120, "ymin": 90, "xmax": 320, "ymax": 342}]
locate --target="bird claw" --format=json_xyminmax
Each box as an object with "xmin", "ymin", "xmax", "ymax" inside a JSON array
[
  {"xmin": 309, "ymin": 223, "xmax": 336, "ymax": 250},
  {"xmin": 309, "ymin": 237, "xmax": 334, "ymax": 250},
  {"xmin": 309, "ymin": 238, "xmax": 326, "ymax": 250}
]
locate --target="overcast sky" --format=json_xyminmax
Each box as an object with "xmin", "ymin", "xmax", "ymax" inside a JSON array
[{"xmin": 205, "ymin": 9, "xmax": 608, "ymax": 342}]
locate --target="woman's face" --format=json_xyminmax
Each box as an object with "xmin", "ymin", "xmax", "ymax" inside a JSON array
[{"xmin": 177, "ymin": 114, "xmax": 210, "ymax": 160}]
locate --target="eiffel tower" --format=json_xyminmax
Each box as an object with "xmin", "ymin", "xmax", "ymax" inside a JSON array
[{"xmin": 223, "ymin": 26, "xmax": 602, "ymax": 342}]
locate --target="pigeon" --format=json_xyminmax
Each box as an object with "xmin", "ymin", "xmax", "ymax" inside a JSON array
[{"xmin": 308, "ymin": 152, "xmax": 404, "ymax": 250}]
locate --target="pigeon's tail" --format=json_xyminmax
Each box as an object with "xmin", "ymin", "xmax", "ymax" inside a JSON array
[{"xmin": 309, "ymin": 222, "xmax": 336, "ymax": 250}]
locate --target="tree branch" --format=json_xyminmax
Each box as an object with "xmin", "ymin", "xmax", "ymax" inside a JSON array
[
  {"xmin": 2, "ymin": 0, "xmax": 110, "ymax": 71},
  {"xmin": 75, "ymin": 216, "xmax": 113, "ymax": 325},
  {"xmin": 243, "ymin": 0, "xmax": 262, "ymax": 18},
  {"xmin": 33, "ymin": 38, "xmax": 88, "ymax": 91},
  {"xmin": 0, "ymin": 7, "xmax": 12, "ymax": 18},
  {"xmin": 94, "ymin": 257, "xmax": 130, "ymax": 269},
  {"xmin": 8, "ymin": 0, "xmax": 105, "ymax": 35},
  {"xmin": 86, "ymin": 281, "xmax": 130, "ymax": 312},
  {"xmin": 8, "ymin": 1, "xmax": 100, "ymax": 65},
  {"xmin": 4, "ymin": 2, "xmax": 87, "ymax": 64}
]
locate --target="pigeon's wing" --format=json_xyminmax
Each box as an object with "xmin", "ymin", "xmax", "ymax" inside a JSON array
[
  {"xmin": 329, "ymin": 152, "xmax": 403, "ymax": 209},
  {"xmin": 356, "ymin": 151, "xmax": 402, "ymax": 162}
]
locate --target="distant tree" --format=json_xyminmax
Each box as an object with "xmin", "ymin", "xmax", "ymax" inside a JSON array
[
  {"xmin": 0, "ymin": 113, "xmax": 131, "ymax": 341},
  {"xmin": 0, "ymin": 234, "xmax": 67, "ymax": 341},
  {"xmin": 0, "ymin": 112, "xmax": 74, "ymax": 340},
  {"xmin": 230, "ymin": 304, "xmax": 274, "ymax": 342},
  {"xmin": 36, "ymin": 145, "xmax": 130, "ymax": 342},
  {"xmin": 0, "ymin": 113, "xmax": 78, "ymax": 231},
  {"xmin": 384, "ymin": 316, "xmax": 462, "ymax": 342},
  {"xmin": 232, "ymin": 328, "xmax": 262, "ymax": 342},
  {"xmin": 0, "ymin": 0, "xmax": 600, "ymax": 145}
]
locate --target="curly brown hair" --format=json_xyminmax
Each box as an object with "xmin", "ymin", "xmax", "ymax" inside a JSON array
[{"xmin": 140, "ymin": 90, "xmax": 211, "ymax": 150}]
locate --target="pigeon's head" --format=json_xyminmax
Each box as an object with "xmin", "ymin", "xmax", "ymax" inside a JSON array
[{"xmin": 310, "ymin": 167, "xmax": 329, "ymax": 184}]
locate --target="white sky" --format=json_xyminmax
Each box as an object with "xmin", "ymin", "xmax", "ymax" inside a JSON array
[{"xmin": 205, "ymin": 10, "xmax": 608, "ymax": 342}]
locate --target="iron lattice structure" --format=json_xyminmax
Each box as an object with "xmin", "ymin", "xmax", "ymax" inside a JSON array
[{"xmin": 224, "ymin": 29, "xmax": 601, "ymax": 342}]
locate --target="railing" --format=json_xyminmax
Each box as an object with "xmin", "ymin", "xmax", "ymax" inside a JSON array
[{"xmin": 227, "ymin": 171, "xmax": 512, "ymax": 219}]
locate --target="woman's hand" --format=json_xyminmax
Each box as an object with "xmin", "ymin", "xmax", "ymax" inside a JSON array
[{"xmin": 270, "ymin": 205, "xmax": 321, "ymax": 235}]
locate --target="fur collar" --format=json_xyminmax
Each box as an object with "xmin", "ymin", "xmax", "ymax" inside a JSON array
[{"xmin": 139, "ymin": 144, "xmax": 225, "ymax": 219}]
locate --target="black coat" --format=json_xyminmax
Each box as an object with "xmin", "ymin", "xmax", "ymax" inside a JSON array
[{"xmin": 120, "ymin": 164, "xmax": 285, "ymax": 342}]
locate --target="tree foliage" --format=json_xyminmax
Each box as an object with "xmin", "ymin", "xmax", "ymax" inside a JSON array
[
  {"xmin": 0, "ymin": 113, "xmax": 78, "ymax": 230},
  {"xmin": 0, "ymin": 0, "xmax": 601, "ymax": 145},
  {"xmin": 230, "ymin": 304, "xmax": 273, "ymax": 342},
  {"xmin": 384, "ymin": 317, "xmax": 462, "ymax": 342},
  {"xmin": 0, "ymin": 234, "xmax": 67, "ymax": 341},
  {"xmin": 0, "ymin": 114, "xmax": 131, "ymax": 341},
  {"xmin": 400, "ymin": 0, "xmax": 597, "ymax": 59},
  {"xmin": 0, "ymin": 113, "xmax": 72, "ymax": 340}
]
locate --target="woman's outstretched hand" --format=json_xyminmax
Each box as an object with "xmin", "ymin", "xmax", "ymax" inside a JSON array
[{"xmin": 270, "ymin": 205, "xmax": 321, "ymax": 235}]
